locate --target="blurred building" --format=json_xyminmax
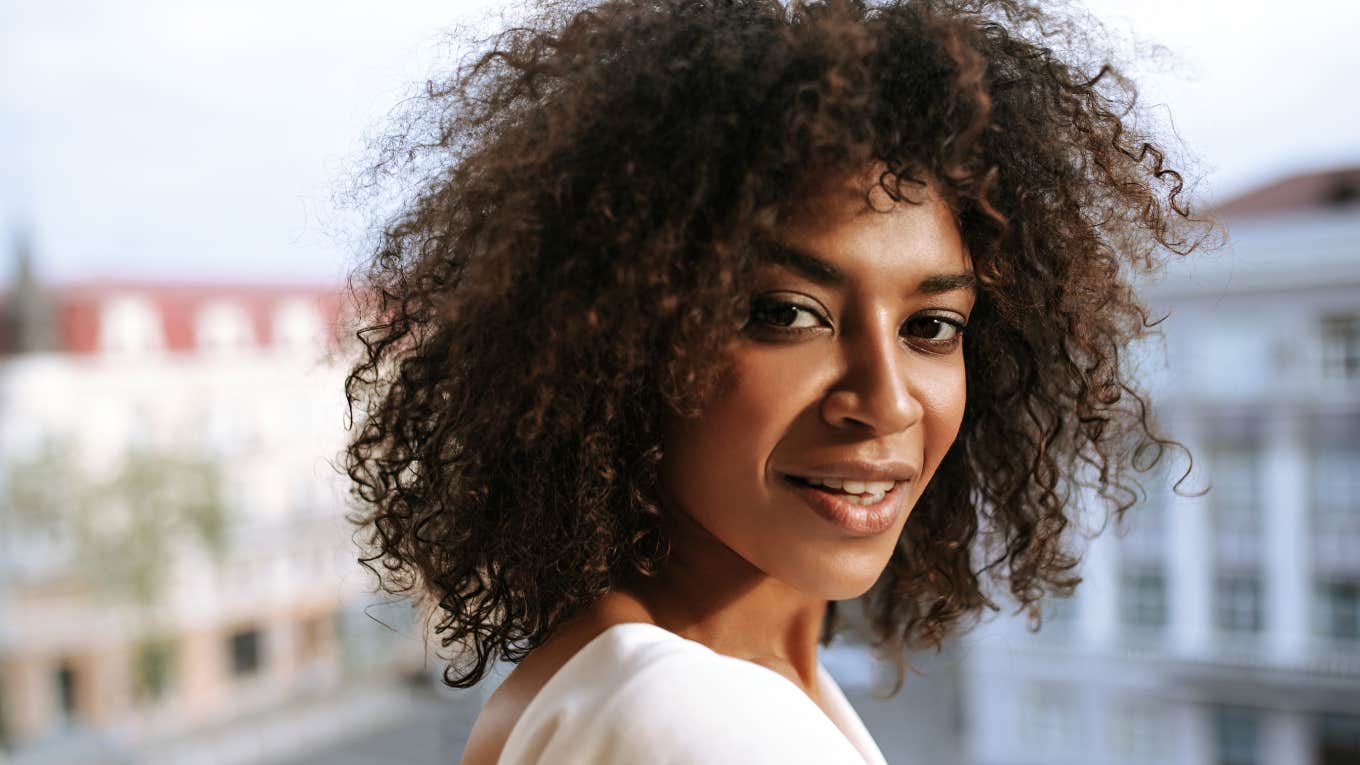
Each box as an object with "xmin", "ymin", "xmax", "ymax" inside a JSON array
[
  {"xmin": 962, "ymin": 167, "xmax": 1360, "ymax": 765},
  {"xmin": 0, "ymin": 261, "xmax": 426, "ymax": 764}
]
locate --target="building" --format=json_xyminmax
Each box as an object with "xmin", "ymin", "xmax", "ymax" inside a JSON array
[
  {"xmin": 0, "ymin": 261, "xmax": 427, "ymax": 764},
  {"xmin": 961, "ymin": 167, "xmax": 1360, "ymax": 765}
]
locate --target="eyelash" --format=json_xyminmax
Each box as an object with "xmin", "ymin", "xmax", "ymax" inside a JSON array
[{"xmin": 746, "ymin": 297, "xmax": 967, "ymax": 352}]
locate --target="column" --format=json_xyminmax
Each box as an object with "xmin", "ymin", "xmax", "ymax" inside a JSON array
[
  {"xmin": 1178, "ymin": 699, "xmax": 1216, "ymax": 765},
  {"xmin": 1263, "ymin": 709, "xmax": 1313, "ymax": 765},
  {"xmin": 1263, "ymin": 410, "xmax": 1310, "ymax": 664},
  {"xmin": 1080, "ymin": 521, "xmax": 1120, "ymax": 649},
  {"xmin": 1169, "ymin": 410, "xmax": 1213, "ymax": 658}
]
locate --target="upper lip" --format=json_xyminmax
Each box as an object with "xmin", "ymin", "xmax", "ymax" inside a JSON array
[{"xmin": 779, "ymin": 459, "xmax": 919, "ymax": 484}]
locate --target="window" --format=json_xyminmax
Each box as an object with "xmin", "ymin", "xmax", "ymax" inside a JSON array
[
  {"xmin": 1211, "ymin": 448, "xmax": 1262, "ymax": 564},
  {"xmin": 53, "ymin": 663, "xmax": 78, "ymax": 723},
  {"xmin": 1112, "ymin": 699, "xmax": 1170, "ymax": 762},
  {"xmin": 228, "ymin": 628, "xmax": 263, "ymax": 677},
  {"xmin": 1313, "ymin": 449, "xmax": 1360, "ymax": 570},
  {"xmin": 272, "ymin": 298, "xmax": 324, "ymax": 356},
  {"xmin": 1316, "ymin": 579, "xmax": 1360, "ymax": 641},
  {"xmin": 1322, "ymin": 314, "xmax": 1360, "ymax": 381},
  {"xmin": 1318, "ymin": 714, "xmax": 1360, "ymax": 765},
  {"xmin": 1214, "ymin": 706, "xmax": 1261, "ymax": 765},
  {"xmin": 134, "ymin": 639, "xmax": 176, "ymax": 701},
  {"xmin": 196, "ymin": 300, "xmax": 254, "ymax": 354},
  {"xmin": 1019, "ymin": 685, "xmax": 1082, "ymax": 756},
  {"xmin": 1120, "ymin": 476, "xmax": 1168, "ymax": 563},
  {"xmin": 99, "ymin": 295, "xmax": 165, "ymax": 354},
  {"xmin": 1215, "ymin": 574, "xmax": 1264, "ymax": 634},
  {"xmin": 1120, "ymin": 567, "xmax": 1167, "ymax": 628}
]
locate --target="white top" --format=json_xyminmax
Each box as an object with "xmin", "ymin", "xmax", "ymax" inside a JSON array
[{"xmin": 496, "ymin": 622, "xmax": 889, "ymax": 765}]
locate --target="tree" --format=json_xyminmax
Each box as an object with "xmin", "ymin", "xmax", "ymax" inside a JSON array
[{"xmin": 5, "ymin": 439, "xmax": 229, "ymax": 609}]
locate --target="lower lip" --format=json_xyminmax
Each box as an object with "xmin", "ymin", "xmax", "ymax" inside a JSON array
[{"xmin": 783, "ymin": 477, "xmax": 909, "ymax": 536}]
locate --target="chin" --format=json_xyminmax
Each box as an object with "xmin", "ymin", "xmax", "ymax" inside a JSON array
[{"xmin": 777, "ymin": 544, "xmax": 898, "ymax": 602}]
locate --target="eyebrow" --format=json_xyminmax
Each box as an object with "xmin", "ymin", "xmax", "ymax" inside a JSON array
[
  {"xmin": 759, "ymin": 242, "xmax": 978, "ymax": 295},
  {"xmin": 762, "ymin": 243, "xmax": 845, "ymax": 285},
  {"xmin": 916, "ymin": 272, "xmax": 977, "ymax": 294}
]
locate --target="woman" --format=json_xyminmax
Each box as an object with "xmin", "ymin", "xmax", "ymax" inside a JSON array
[{"xmin": 345, "ymin": 0, "xmax": 1203, "ymax": 761}]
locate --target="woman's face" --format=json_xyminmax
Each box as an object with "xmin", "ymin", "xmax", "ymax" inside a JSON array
[{"xmin": 660, "ymin": 183, "xmax": 974, "ymax": 601}]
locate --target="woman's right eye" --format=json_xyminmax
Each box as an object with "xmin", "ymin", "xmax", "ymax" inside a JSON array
[{"xmin": 747, "ymin": 297, "xmax": 827, "ymax": 333}]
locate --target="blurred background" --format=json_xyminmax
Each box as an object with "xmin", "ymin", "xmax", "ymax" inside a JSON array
[{"xmin": 1, "ymin": 1, "xmax": 1357, "ymax": 764}]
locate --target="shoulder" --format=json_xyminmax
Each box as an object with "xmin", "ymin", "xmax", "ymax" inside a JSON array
[
  {"xmin": 461, "ymin": 610, "xmax": 659, "ymax": 765},
  {"xmin": 460, "ymin": 694, "xmax": 516, "ymax": 765},
  {"xmin": 497, "ymin": 623, "xmax": 863, "ymax": 764}
]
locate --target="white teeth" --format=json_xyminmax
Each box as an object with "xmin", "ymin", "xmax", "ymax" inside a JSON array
[
  {"xmin": 800, "ymin": 476, "xmax": 897, "ymax": 499},
  {"xmin": 842, "ymin": 492, "xmax": 886, "ymax": 506}
]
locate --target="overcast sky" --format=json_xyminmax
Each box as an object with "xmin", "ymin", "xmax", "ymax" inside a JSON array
[{"xmin": 2, "ymin": 0, "xmax": 1357, "ymax": 285}]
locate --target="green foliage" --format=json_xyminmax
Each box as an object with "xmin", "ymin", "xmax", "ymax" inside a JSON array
[{"xmin": 5, "ymin": 440, "xmax": 229, "ymax": 609}]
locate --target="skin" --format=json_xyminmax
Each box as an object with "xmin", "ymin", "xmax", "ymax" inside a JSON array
[{"xmin": 461, "ymin": 180, "xmax": 973, "ymax": 764}]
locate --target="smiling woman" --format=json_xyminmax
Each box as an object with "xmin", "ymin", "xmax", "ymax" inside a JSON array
[
  {"xmin": 343, "ymin": 0, "xmax": 1207, "ymax": 762},
  {"xmin": 662, "ymin": 181, "xmax": 973, "ymax": 604}
]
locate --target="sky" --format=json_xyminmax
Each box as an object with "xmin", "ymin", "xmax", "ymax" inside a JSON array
[{"xmin": 2, "ymin": 0, "xmax": 1357, "ymax": 285}]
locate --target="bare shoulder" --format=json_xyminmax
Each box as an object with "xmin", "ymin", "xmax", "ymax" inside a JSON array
[
  {"xmin": 459, "ymin": 644, "xmax": 569, "ymax": 765},
  {"xmin": 459, "ymin": 689, "xmax": 517, "ymax": 765},
  {"xmin": 459, "ymin": 597, "xmax": 655, "ymax": 764}
]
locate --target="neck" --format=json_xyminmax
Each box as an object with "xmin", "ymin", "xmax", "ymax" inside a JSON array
[{"xmin": 613, "ymin": 505, "xmax": 829, "ymax": 690}]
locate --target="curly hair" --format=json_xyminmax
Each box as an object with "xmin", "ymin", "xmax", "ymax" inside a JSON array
[{"xmin": 345, "ymin": 0, "xmax": 1206, "ymax": 690}]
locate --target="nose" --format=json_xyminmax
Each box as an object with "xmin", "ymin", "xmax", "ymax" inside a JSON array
[{"xmin": 820, "ymin": 318, "xmax": 923, "ymax": 435}]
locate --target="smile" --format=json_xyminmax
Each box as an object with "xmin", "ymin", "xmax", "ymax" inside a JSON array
[
  {"xmin": 787, "ymin": 476, "xmax": 899, "ymax": 505},
  {"xmin": 778, "ymin": 472, "xmax": 913, "ymax": 536}
]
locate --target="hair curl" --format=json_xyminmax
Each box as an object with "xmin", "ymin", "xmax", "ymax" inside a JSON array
[{"xmin": 345, "ymin": 0, "xmax": 1207, "ymax": 690}]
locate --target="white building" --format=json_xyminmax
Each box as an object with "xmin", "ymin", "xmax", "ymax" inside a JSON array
[
  {"xmin": 0, "ymin": 264, "xmax": 425, "ymax": 763},
  {"xmin": 961, "ymin": 168, "xmax": 1360, "ymax": 765}
]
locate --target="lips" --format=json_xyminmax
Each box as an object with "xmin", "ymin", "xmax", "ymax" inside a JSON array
[
  {"xmin": 777, "ymin": 461, "xmax": 917, "ymax": 536},
  {"xmin": 782, "ymin": 459, "xmax": 919, "ymax": 484},
  {"xmin": 787, "ymin": 475, "xmax": 899, "ymax": 505}
]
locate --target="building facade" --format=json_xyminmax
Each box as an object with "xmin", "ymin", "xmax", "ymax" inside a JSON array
[
  {"xmin": 0, "ymin": 272, "xmax": 425, "ymax": 763},
  {"xmin": 961, "ymin": 168, "xmax": 1360, "ymax": 765}
]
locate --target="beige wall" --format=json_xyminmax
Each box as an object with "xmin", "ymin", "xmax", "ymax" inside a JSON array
[
  {"xmin": 1, "ymin": 598, "xmax": 345, "ymax": 747},
  {"xmin": 1, "ymin": 654, "xmax": 49, "ymax": 743}
]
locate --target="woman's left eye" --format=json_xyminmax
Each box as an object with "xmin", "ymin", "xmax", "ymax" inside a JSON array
[{"xmin": 902, "ymin": 315, "xmax": 965, "ymax": 346}]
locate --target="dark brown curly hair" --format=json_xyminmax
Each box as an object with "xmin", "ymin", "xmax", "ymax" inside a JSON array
[{"xmin": 345, "ymin": 0, "xmax": 1206, "ymax": 690}]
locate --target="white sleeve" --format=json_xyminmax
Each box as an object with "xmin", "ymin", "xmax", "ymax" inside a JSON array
[{"xmin": 509, "ymin": 653, "xmax": 867, "ymax": 765}]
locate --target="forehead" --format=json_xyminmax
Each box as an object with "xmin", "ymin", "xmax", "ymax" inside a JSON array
[
  {"xmin": 780, "ymin": 166, "xmax": 938, "ymax": 222},
  {"xmin": 772, "ymin": 182, "xmax": 971, "ymax": 278}
]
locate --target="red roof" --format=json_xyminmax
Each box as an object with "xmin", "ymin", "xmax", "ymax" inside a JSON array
[
  {"xmin": 1, "ymin": 281, "xmax": 351, "ymax": 355},
  {"xmin": 1213, "ymin": 166, "xmax": 1360, "ymax": 219}
]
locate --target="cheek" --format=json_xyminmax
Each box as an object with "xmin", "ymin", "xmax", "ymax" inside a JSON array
[
  {"xmin": 659, "ymin": 347, "xmax": 827, "ymax": 527},
  {"xmin": 661, "ymin": 352, "xmax": 797, "ymax": 498},
  {"xmin": 685, "ymin": 345, "xmax": 826, "ymax": 446},
  {"xmin": 918, "ymin": 361, "xmax": 967, "ymax": 473}
]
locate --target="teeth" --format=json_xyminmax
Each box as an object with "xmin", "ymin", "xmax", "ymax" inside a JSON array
[
  {"xmin": 843, "ymin": 492, "xmax": 887, "ymax": 506},
  {"xmin": 801, "ymin": 477, "xmax": 897, "ymax": 497}
]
